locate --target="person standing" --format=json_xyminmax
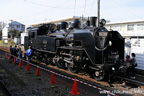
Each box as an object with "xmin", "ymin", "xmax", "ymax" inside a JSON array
[
  {"xmin": 26, "ymin": 46, "xmax": 33, "ymax": 63},
  {"xmin": 126, "ymin": 55, "xmax": 130, "ymax": 62},
  {"xmin": 130, "ymin": 53, "xmax": 137, "ymax": 79},
  {"xmin": 13, "ymin": 45, "xmax": 17, "ymax": 62},
  {"xmin": 13, "ymin": 45, "xmax": 17, "ymax": 57},
  {"xmin": 16, "ymin": 48, "xmax": 22, "ymax": 64},
  {"xmin": 10, "ymin": 45, "xmax": 13, "ymax": 55},
  {"xmin": 10, "ymin": 45, "xmax": 13, "ymax": 59}
]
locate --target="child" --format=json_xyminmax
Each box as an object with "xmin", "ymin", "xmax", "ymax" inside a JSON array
[
  {"xmin": 24, "ymin": 53, "xmax": 26, "ymax": 60},
  {"xmin": 126, "ymin": 55, "xmax": 130, "ymax": 62}
]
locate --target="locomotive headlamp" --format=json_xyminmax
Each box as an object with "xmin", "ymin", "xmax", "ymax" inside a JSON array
[
  {"xmin": 112, "ymin": 67, "xmax": 115, "ymax": 70},
  {"xmin": 100, "ymin": 19, "xmax": 106, "ymax": 26}
]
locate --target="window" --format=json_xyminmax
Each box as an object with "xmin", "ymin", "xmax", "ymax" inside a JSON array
[
  {"xmin": 10, "ymin": 24, "xmax": 14, "ymax": 28},
  {"xmin": 114, "ymin": 26, "xmax": 120, "ymax": 31},
  {"xmin": 31, "ymin": 32, "xmax": 35, "ymax": 38},
  {"xmin": 110, "ymin": 25, "xmax": 120, "ymax": 31},
  {"xmin": 137, "ymin": 24, "xmax": 144, "ymax": 30},
  {"xmin": 120, "ymin": 25, "xmax": 125, "ymax": 32},
  {"xmin": 127, "ymin": 24, "xmax": 134, "ymax": 31},
  {"xmin": 17, "ymin": 25, "xmax": 20, "ymax": 28}
]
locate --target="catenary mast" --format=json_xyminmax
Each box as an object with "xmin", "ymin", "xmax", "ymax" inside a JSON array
[{"xmin": 97, "ymin": 0, "xmax": 100, "ymax": 27}]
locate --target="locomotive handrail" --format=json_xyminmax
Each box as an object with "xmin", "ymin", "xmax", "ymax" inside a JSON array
[
  {"xmin": 33, "ymin": 48, "xmax": 56, "ymax": 54},
  {"xmin": 95, "ymin": 45, "xmax": 108, "ymax": 51}
]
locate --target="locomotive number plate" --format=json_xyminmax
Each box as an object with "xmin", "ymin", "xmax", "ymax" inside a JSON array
[
  {"xmin": 43, "ymin": 40, "xmax": 47, "ymax": 44},
  {"xmin": 99, "ymin": 32, "xmax": 108, "ymax": 37}
]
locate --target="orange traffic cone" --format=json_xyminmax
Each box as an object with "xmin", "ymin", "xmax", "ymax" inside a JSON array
[
  {"xmin": 69, "ymin": 78, "xmax": 80, "ymax": 95},
  {"xmin": 50, "ymin": 71, "xmax": 56, "ymax": 84},
  {"xmin": 36, "ymin": 66, "xmax": 40, "ymax": 76},
  {"xmin": 19, "ymin": 59, "xmax": 22, "ymax": 67},
  {"xmin": 5, "ymin": 53, "xmax": 7, "ymax": 59},
  {"xmin": 26, "ymin": 61, "xmax": 30, "ymax": 71},
  {"xmin": 13, "ymin": 57, "xmax": 16, "ymax": 64},
  {"xmin": 8, "ymin": 55, "xmax": 11, "ymax": 61}
]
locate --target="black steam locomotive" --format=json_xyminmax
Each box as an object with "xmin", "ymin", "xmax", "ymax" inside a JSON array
[{"xmin": 24, "ymin": 17, "xmax": 130, "ymax": 81}]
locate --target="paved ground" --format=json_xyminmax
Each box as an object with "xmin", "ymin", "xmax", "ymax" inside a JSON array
[
  {"xmin": 1, "ymin": 46, "xmax": 144, "ymax": 96},
  {"xmin": 0, "ymin": 50, "xmax": 113, "ymax": 96}
]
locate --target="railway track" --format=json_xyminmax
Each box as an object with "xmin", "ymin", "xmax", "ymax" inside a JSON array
[
  {"xmin": 1, "ymin": 45, "xmax": 144, "ymax": 96},
  {"xmin": 116, "ymin": 76, "xmax": 144, "ymax": 88},
  {"xmin": 0, "ymin": 46, "xmax": 110, "ymax": 87},
  {"xmin": 0, "ymin": 80, "xmax": 12, "ymax": 96},
  {"xmin": 0, "ymin": 46, "xmax": 115, "ymax": 96},
  {"xmin": 1, "ymin": 46, "xmax": 144, "ymax": 88}
]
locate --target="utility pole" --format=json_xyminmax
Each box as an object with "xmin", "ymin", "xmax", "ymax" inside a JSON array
[{"xmin": 97, "ymin": 0, "xmax": 100, "ymax": 27}]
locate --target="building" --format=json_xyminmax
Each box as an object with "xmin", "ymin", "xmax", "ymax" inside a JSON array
[
  {"xmin": 21, "ymin": 32, "xmax": 28, "ymax": 45},
  {"xmin": 30, "ymin": 16, "xmax": 88, "ymax": 27},
  {"xmin": 106, "ymin": 20, "xmax": 144, "ymax": 37},
  {"xmin": 8, "ymin": 21, "xmax": 25, "ymax": 32},
  {"xmin": 106, "ymin": 20, "xmax": 144, "ymax": 70},
  {"xmin": 8, "ymin": 21, "xmax": 25, "ymax": 44},
  {"xmin": 2, "ymin": 21, "xmax": 26, "ymax": 44},
  {"xmin": 2, "ymin": 27, "xmax": 8, "ymax": 43}
]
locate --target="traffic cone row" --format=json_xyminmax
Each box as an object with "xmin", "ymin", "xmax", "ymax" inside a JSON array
[
  {"xmin": 26, "ymin": 61, "xmax": 30, "ymax": 71},
  {"xmin": 36, "ymin": 66, "xmax": 40, "ymax": 76},
  {"xmin": 69, "ymin": 78, "xmax": 80, "ymax": 95},
  {"xmin": 5, "ymin": 53, "xmax": 7, "ymax": 59},
  {"xmin": 50, "ymin": 71, "xmax": 55, "ymax": 84},
  {"xmin": 13, "ymin": 57, "xmax": 16, "ymax": 64},
  {"xmin": 4, "ymin": 53, "xmax": 79, "ymax": 95},
  {"xmin": 8, "ymin": 55, "xmax": 11, "ymax": 61},
  {"xmin": 19, "ymin": 59, "xmax": 22, "ymax": 67}
]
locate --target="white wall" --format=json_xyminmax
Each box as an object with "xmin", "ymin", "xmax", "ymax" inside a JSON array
[
  {"xmin": 106, "ymin": 22, "xmax": 144, "ymax": 37},
  {"xmin": 2, "ymin": 28, "xmax": 8, "ymax": 43},
  {"xmin": 21, "ymin": 32, "xmax": 28, "ymax": 44},
  {"xmin": 131, "ymin": 38, "xmax": 144, "ymax": 70}
]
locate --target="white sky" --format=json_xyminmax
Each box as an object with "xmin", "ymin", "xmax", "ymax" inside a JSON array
[{"xmin": 1, "ymin": 0, "xmax": 144, "ymax": 26}]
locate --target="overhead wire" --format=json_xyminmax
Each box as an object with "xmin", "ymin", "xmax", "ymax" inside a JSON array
[
  {"xmin": 23, "ymin": 0, "xmax": 90, "ymax": 9},
  {"xmin": 83, "ymin": 0, "xmax": 87, "ymax": 16},
  {"xmin": 10, "ymin": 0, "xmax": 97, "ymax": 25},
  {"xmin": 16, "ymin": 0, "xmax": 93, "ymax": 21},
  {"xmin": 73, "ymin": 0, "xmax": 77, "ymax": 16},
  {"xmin": 15, "ymin": 0, "xmax": 72, "ymax": 20}
]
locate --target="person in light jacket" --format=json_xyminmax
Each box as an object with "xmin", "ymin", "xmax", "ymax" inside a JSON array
[{"xmin": 26, "ymin": 46, "xmax": 33, "ymax": 63}]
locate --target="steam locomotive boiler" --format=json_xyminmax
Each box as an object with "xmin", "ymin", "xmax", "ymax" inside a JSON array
[{"xmin": 24, "ymin": 17, "xmax": 130, "ymax": 81}]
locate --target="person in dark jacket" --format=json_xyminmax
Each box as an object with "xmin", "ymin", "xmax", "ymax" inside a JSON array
[
  {"xmin": 13, "ymin": 45, "xmax": 17, "ymax": 57},
  {"xmin": 10, "ymin": 45, "xmax": 13, "ymax": 55},
  {"xmin": 24, "ymin": 53, "xmax": 26, "ymax": 60},
  {"xmin": 10, "ymin": 45, "xmax": 13, "ymax": 60},
  {"xmin": 130, "ymin": 53, "xmax": 137, "ymax": 79}
]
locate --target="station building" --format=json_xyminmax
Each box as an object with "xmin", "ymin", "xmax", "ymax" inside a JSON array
[
  {"xmin": 106, "ymin": 20, "xmax": 144, "ymax": 70},
  {"xmin": 30, "ymin": 16, "xmax": 87, "ymax": 27}
]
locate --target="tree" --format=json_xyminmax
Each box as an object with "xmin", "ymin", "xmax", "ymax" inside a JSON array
[
  {"xmin": 9, "ymin": 29, "xmax": 17, "ymax": 39},
  {"xmin": 9, "ymin": 29, "xmax": 23, "ymax": 38},
  {"xmin": 16, "ymin": 31, "xmax": 23, "ymax": 38},
  {"xmin": 0, "ymin": 22, "xmax": 7, "ymax": 40}
]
